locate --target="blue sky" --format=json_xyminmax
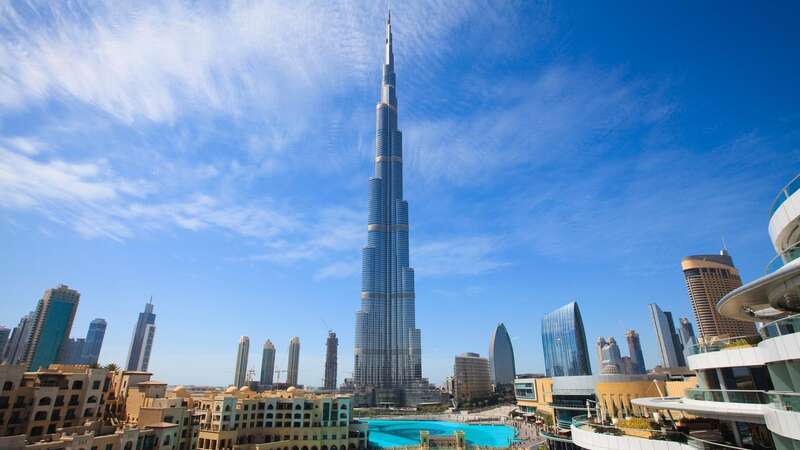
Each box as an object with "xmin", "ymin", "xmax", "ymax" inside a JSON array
[{"xmin": 1, "ymin": 1, "xmax": 798, "ymax": 387}]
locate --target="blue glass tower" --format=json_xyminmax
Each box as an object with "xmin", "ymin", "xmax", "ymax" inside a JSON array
[
  {"xmin": 354, "ymin": 14, "xmax": 423, "ymax": 400},
  {"xmin": 489, "ymin": 323, "xmax": 517, "ymax": 385},
  {"xmin": 24, "ymin": 285, "xmax": 80, "ymax": 371},
  {"xmin": 541, "ymin": 302, "xmax": 592, "ymax": 377},
  {"xmin": 125, "ymin": 300, "xmax": 156, "ymax": 371},
  {"xmin": 81, "ymin": 318, "xmax": 106, "ymax": 365}
]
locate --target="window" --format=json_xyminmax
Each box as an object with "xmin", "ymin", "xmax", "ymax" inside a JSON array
[
  {"xmin": 92, "ymin": 381, "xmax": 101, "ymax": 390},
  {"xmin": 30, "ymin": 426, "xmax": 43, "ymax": 436},
  {"xmin": 2, "ymin": 382, "xmax": 12, "ymax": 391},
  {"xmin": 38, "ymin": 397, "xmax": 52, "ymax": 406},
  {"xmin": 72, "ymin": 381, "xmax": 83, "ymax": 390},
  {"xmin": 34, "ymin": 411, "xmax": 47, "ymax": 421}
]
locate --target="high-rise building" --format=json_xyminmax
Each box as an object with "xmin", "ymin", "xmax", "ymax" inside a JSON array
[
  {"xmin": 234, "ymin": 336, "xmax": 250, "ymax": 388},
  {"xmin": 62, "ymin": 337, "xmax": 86, "ymax": 364},
  {"xmin": 488, "ymin": 323, "xmax": 516, "ymax": 386},
  {"xmin": 453, "ymin": 353, "xmax": 493, "ymax": 405},
  {"xmin": 324, "ymin": 331, "xmax": 338, "ymax": 390},
  {"xmin": 601, "ymin": 337, "xmax": 624, "ymax": 374},
  {"xmin": 287, "ymin": 337, "xmax": 300, "ymax": 387},
  {"xmin": 24, "ymin": 284, "xmax": 80, "ymax": 370},
  {"xmin": 678, "ymin": 317, "xmax": 697, "ymax": 352},
  {"xmin": 681, "ymin": 250, "xmax": 756, "ymax": 339},
  {"xmin": 595, "ymin": 337, "xmax": 607, "ymax": 371},
  {"xmin": 125, "ymin": 300, "xmax": 156, "ymax": 371},
  {"xmin": 625, "ymin": 329, "xmax": 646, "ymax": 374},
  {"xmin": 541, "ymin": 302, "xmax": 592, "ymax": 377},
  {"xmin": 0, "ymin": 327, "xmax": 9, "ymax": 360},
  {"xmin": 81, "ymin": 318, "xmax": 106, "ymax": 365},
  {"xmin": 353, "ymin": 14, "xmax": 427, "ymax": 406},
  {"xmin": 3, "ymin": 311, "xmax": 35, "ymax": 364},
  {"xmin": 260, "ymin": 340, "xmax": 276, "ymax": 386},
  {"xmin": 648, "ymin": 303, "xmax": 686, "ymax": 368}
]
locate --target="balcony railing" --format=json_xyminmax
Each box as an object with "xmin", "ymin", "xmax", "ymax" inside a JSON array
[
  {"xmin": 770, "ymin": 173, "xmax": 800, "ymax": 218},
  {"xmin": 769, "ymin": 392, "xmax": 800, "ymax": 412},
  {"xmin": 764, "ymin": 241, "xmax": 800, "ymax": 274},
  {"xmin": 571, "ymin": 415, "xmax": 748, "ymax": 449},
  {"xmin": 686, "ymin": 335, "xmax": 761, "ymax": 356},
  {"xmin": 759, "ymin": 314, "xmax": 800, "ymax": 339},
  {"xmin": 685, "ymin": 388, "xmax": 769, "ymax": 404}
]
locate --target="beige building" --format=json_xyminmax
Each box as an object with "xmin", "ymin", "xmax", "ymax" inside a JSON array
[
  {"xmin": 191, "ymin": 385, "xmax": 367, "ymax": 450},
  {"xmin": 452, "ymin": 353, "xmax": 492, "ymax": 406},
  {"xmin": 681, "ymin": 251, "xmax": 756, "ymax": 339}
]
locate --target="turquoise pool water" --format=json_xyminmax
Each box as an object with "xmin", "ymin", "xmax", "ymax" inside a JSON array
[{"xmin": 365, "ymin": 420, "xmax": 517, "ymax": 448}]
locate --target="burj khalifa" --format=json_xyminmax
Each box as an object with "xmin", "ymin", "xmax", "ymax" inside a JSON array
[{"xmin": 354, "ymin": 14, "xmax": 434, "ymax": 406}]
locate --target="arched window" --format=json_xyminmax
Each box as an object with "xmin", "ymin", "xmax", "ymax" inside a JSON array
[
  {"xmin": 87, "ymin": 396, "xmax": 97, "ymax": 403},
  {"xmin": 38, "ymin": 397, "xmax": 51, "ymax": 406},
  {"xmin": 124, "ymin": 442, "xmax": 133, "ymax": 450},
  {"xmin": 267, "ymin": 404, "xmax": 274, "ymax": 410},
  {"xmin": 216, "ymin": 405, "xmax": 220, "ymax": 411},
  {"xmin": 302, "ymin": 446, "xmax": 308, "ymax": 450},
  {"xmin": 2, "ymin": 382, "xmax": 13, "ymax": 391},
  {"xmin": 225, "ymin": 405, "xmax": 231, "ymax": 412},
  {"xmin": 164, "ymin": 435, "xmax": 171, "ymax": 445},
  {"xmin": 339, "ymin": 404, "xmax": 347, "ymax": 410},
  {"xmin": 331, "ymin": 445, "xmax": 338, "ymax": 450},
  {"xmin": 295, "ymin": 405, "xmax": 301, "ymax": 410}
]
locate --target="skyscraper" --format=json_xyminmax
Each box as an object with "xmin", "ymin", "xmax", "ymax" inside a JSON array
[
  {"xmin": 625, "ymin": 329, "xmax": 646, "ymax": 374},
  {"xmin": 353, "ymin": 14, "xmax": 425, "ymax": 403},
  {"xmin": 681, "ymin": 250, "xmax": 756, "ymax": 339},
  {"xmin": 488, "ymin": 323, "xmax": 516, "ymax": 386},
  {"xmin": 3, "ymin": 311, "xmax": 34, "ymax": 365},
  {"xmin": 234, "ymin": 336, "xmax": 250, "ymax": 388},
  {"xmin": 125, "ymin": 300, "xmax": 156, "ymax": 371},
  {"xmin": 678, "ymin": 317, "xmax": 698, "ymax": 352},
  {"xmin": 287, "ymin": 337, "xmax": 300, "ymax": 387},
  {"xmin": 24, "ymin": 285, "xmax": 80, "ymax": 371},
  {"xmin": 649, "ymin": 303, "xmax": 686, "ymax": 368},
  {"xmin": 324, "ymin": 331, "xmax": 338, "ymax": 390},
  {"xmin": 0, "ymin": 327, "xmax": 9, "ymax": 360},
  {"xmin": 541, "ymin": 302, "xmax": 592, "ymax": 377},
  {"xmin": 260, "ymin": 340, "xmax": 276, "ymax": 386},
  {"xmin": 595, "ymin": 337, "xmax": 607, "ymax": 371},
  {"xmin": 81, "ymin": 318, "xmax": 106, "ymax": 365}
]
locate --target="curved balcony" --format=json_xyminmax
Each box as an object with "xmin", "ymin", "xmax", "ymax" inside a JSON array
[
  {"xmin": 759, "ymin": 313, "xmax": 800, "ymax": 339},
  {"xmin": 632, "ymin": 389, "xmax": 768, "ymax": 424},
  {"xmin": 764, "ymin": 392, "xmax": 800, "ymax": 441},
  {"xmin": 717, "ymin": 257, "xmax": 800, "ymax": 323},
  {"xmin": 570, "ymin": 415, "xmax": 747, "ymax": 450},
  {"xmin": 769, "ymin": 173, "xmax": 800, "ymax": 218},
  {"xmin": 686, "ymin": 335, "xmax": 761, "ymax": 356}
]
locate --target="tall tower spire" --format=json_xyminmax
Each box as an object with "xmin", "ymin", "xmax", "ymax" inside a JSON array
[{"xmin": 354, "ymin": 13, "xmax": 429, "ymax": 406}]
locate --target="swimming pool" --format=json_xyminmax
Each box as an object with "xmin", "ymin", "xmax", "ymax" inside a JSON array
[{"xmin": 365, "ymin": 420, "xmax": 517, "ymax": 448}]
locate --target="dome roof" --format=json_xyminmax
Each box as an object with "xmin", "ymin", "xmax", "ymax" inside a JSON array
[
  {"xmin": 239, "ymin": 386, "xmax": 252, "ymax": 392},
  {"xmin": 224, "ymin": 385, "xmax": 238, "ymax": 394},
  {"xmin": 286, "ymin": 386, "xmax": 296, "ymax": 392}
]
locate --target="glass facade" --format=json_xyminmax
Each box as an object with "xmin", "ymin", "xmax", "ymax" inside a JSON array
[
  {"xmin": 648, "ymin": 303, "xmax": 685, "ymax": 368},
  {"xmin": 541, "ymin": 302, "xmax": 592, "ymax": 377},
  {"xmin": 353, "ymin": 15, "xmax": 423, "ymax": 400},
  {"xmin": 489, "ymin": 323, "xmax": 516, "ymax": 385},
  {"xmin": 125, "ymin": 301, "xmax": 156, "ymax": 371},
  {"xmin": 25, "ymin": 285, "xmax": 80, "ymax": 371}
]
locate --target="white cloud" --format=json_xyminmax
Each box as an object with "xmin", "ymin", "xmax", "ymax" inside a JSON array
[{"xmin": 413, "ymin": 236, "xmax": 509, "ymax": 277}]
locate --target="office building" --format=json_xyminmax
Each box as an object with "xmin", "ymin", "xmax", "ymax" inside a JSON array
[
  {"xmin": 681, "ymin": 250, "xmax": 756, "ymax": 339},
  {"xmin": 24, "ymin": 284, "xmax": 80, "ymax": 371},
  {"xmin": 598, "ymin": 337, "xmax": 623, "ymax": 374},
  {"xmin": 0, "ymin": 327, "xmax": 8, "ymax": 360},
  {"xmin": 353, "ymin": 14, "xmax": 434, "ymax": 406},
  {"xmin": 594, "ymin": 337, "xmax": 606, "ymax": 372},
  {"xmin": 81, "ymin": 318, "xmax": 106, "ymax": 365},
  {"xmin": 61, "ymin": 337, "xmax": 86, "ymax": 365},
  {"xmin": 488, "ymin": 323, "xmax": 516, "ymax": 386},
  {"xmin": 3, "ymin": 311, "xmax": 34, "ymax": 364},
  {"xmin": 286, "ymin": 336, "xmax": 300, "ymax": 387},
  {"xmin": 625, "ymin": 329, "xmax": 646, "ymax": 374},
  {"xmin": 234, "ymin": 336, "xmax": 250, "ymax": 388},
  {"xmin": 648, "ymin": 303, "xmax": 686, "ymax": 368},
  {"xmin": 541, "ymin": 302, "xmax": 592, "ymax": 377},
  {"xmin": 453, "ymin": 353, "xmax": 492, "ymax": 406},
  {"xmin": 324, "ymin": 331, "xmax": 338, "ymax": 390},
  {"xmin": 678, "ymin": 317, "xmax": 697, "ymax": 356},
  {"xmin": 125, "ymin": 300, "xmax": 156, "ymax": 371},
  {"xmin": 260, "ymin": 339, "xmax": 276, "ymax": 387}
]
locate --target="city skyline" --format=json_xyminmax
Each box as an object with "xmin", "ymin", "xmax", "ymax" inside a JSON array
[{"xmin": 2, "ymin": 2, "xmax": 800, "ymax": 387}]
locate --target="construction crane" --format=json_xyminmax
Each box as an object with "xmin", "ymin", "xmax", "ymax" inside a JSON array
[
  {"xmin": 274, "ymin": 369, "xmax": 287, "ymax": 383},
  {"xmin": 245, "ymin": 368, "xmax": 257, "ymax": 385}
]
